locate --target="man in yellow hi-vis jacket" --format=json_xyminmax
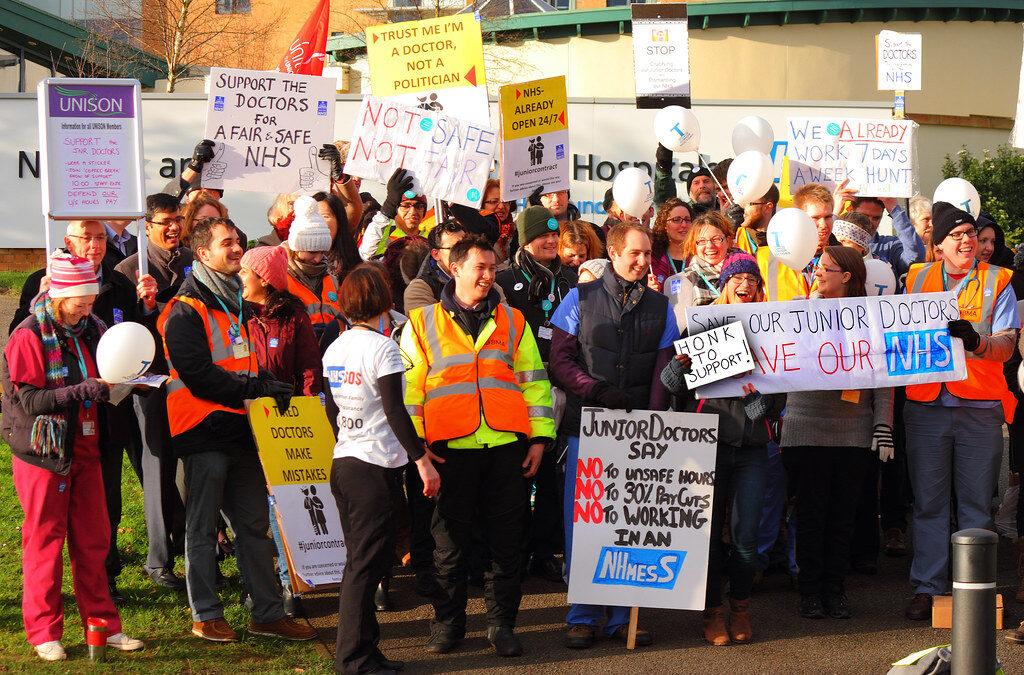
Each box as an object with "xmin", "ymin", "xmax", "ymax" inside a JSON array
[{"xmin": 402, "ymin": 235, "xmax": 555, "ymax": 659}]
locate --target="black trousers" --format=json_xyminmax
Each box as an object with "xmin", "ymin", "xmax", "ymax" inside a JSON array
[
  {"xmin": 331, "ymin": 456, "xmax": 403, "ymax": 674},
  {"xmin": 405, "ymin": 463, "xmax": 436, "ymax": 576},
  {"xmin": 525, "ymin": 449, "xmax": 564, "ymax": 560},
  {"xmin": 784, "ymin": 446, "xmax": 869, "ymax": 597},
  {"xmin": 100, "ymin": 402, "xmax": 143, "ymax": 583},
  {"xmin": 430, "ymin": 442, "xmax": 530, "ymax": 635}
]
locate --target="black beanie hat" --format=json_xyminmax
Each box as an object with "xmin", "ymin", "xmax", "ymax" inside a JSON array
[
  {"xmin": 687, "ymin": 165, "xmax": 713, "ymax": 194},
  {"xmin": 516, "ymin": 205, "xmax": 559, "ymax": 245},
  {"xmin": 931, "ymin": 201, "xmax": 976, "ymax": 245}
]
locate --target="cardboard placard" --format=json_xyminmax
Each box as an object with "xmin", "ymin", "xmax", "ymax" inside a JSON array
[
  {"xmin": 249, "ymin": 396, "xmax": 345, "ymax": 591},
  {"xmin": 37, "ymin": 78, "xmax": 146, "ymax": 220},
  {"xmin": 344, "ymin": 95, "xmax": 497, "ymax": 208},
  {"xmin": 877, "ymin": 31, "xmax": 922, "ymax": 91},
  {"xmin": 498, "ymin": 76, "xmax": 569, "ymax": 202},
  {"xmin": 787, "ymin": 116, "xmax": 917, "ymax": 197},
  {"xmin": 631, "ymin": 3, "xmax": 691, "ymax": 109},
  {"xmin": 567, "ymin": 408, "xmax": 718, "ymax": 611},
  {"xmin": 673, "ymin": 321, "xmax": 755, "ymax": 388},
  {"xmin": 684, "ymin": 292, "xmax": 968, "ymax": 398},
  {"xmin": 203, "ymin": 67, "xmax": 337, "ymax": 195}
]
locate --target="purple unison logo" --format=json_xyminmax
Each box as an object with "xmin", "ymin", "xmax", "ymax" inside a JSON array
[{"xmin": 48, "ymin": 83, "xmax": 134, "ymax": 118}]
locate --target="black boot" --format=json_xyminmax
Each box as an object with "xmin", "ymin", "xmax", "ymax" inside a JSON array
[{"xmin": 375, "ymin": 575, "xmax": 393, "ymax": 611}]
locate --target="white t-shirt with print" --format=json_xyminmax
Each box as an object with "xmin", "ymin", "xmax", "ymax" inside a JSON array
[{"xmin": 323, "ymin": 328, "xmax": 408, "ymax": 468}]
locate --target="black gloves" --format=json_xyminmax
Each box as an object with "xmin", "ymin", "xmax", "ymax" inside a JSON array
[
  {"xmin": 258, "ymin": 378, "xmax": 294, "ymax": 414},
  {"xmin": 318, "ymin": 143, "xmax": 345, "ymax": 182},
  {"xmin": 655, "ymin": 143, "xmax": 673, "ymax": 173},
  {"xmin": 381, "ymin": 168, "xmax": 414, "ymax": 219},
  {"xmin": 742, "ymin": 390, "xmax": 769, "ymax": 422},
  {"xmin": 55, "ymin": 378, "xmax": 110, "ymax": 405},
  {"xmin": 726, "ymin": 203, "xmax": 745, "ymax": 228},
  {"xmin": 591, "ymin": 382, "xmax": 633, "ymax": 412},
  {"xmin": 528, "ymin": 185, "xmax": 544, "ymax": 206},
  {"xmin": 947, "ymin": 319, "xmax": 981, "ymax": 352},
  {"xmin": 187, "ymin": 139, "xmax": 215, "ymax": 172},
  {"xmin": 872, "ymin": 423, "xmax": 895, "ymax": 462},
  {"xmin": 659, "ymin": 355, "xmax": 691, "ymax": 395}
]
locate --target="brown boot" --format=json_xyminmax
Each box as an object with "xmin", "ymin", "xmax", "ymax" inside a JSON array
[
  {"xmin": 703, "ymin": 606, "xmax": 730, "ymax": 646},
  {"xmin": 729, "ymin": 598, "xmax": 752, "ymax": 644}
]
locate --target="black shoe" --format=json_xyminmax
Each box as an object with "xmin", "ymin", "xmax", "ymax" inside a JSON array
[
  {"xmin": 530, "ymin": 556, "xmax": 565, "ymax": 584},
  {"xmin": 375, "ymin": 578, "xmax": 392, "ymax": 611},
  {"xmin": 425, "ymin": 630, "xmax": 460, "ymax": 654},
  {"xmin": 800, "ymin": 594, "xmax": 826, "ymax": 619},
  {"xmin": 372, "ymin": 652, "xmax": 405, "ymax": 671},
  {"xmin": 823, "ymin": 590, "xmax": 852, "ymax": 619},
  {"xmin": 149, "ymin": 568, "xmax": 185, "ymax": 591},
  {"xmin": 363, "ymin": 668, "xmax": 396, "ymax": 675},
  {"xmin": 108, "ymin": 583, "xmax": 125, "ymax": 606},
  {"xmin": 486, "ymin": 626, "xmax": 523, "ymax": 657}
]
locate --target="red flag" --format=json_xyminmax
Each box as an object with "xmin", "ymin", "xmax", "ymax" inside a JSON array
[{"xmin": 277, "ymin": 0, "xmax": 331, "ymax": 76}]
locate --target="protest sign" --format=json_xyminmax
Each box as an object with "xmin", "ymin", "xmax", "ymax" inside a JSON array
[
  {"xmin": 250, "ymin": 396, "xmax": 344, "ymax": 591},
  {"xmin": 631, "ymin": 3, "xmax": 690, "ymax": 109},
  {"xmin": 673, "ymin": 321, "xmax": 755, "ymax": 388},
  {"xmin": 567, "ymin": 408, "xmax": 718, "ymax": 611},
  {"xmin": 877, "ymin": 31, "xmax": 922, "ymax": 91},
  {"xmin": 683, "ymin": 292, "xmax": 968, "ymax": 398},
  {"xmin": 345, "ymin": 95, "xmax": 497, "ymax": 208},
  {"xmin": 1012, "ymin": 26, "xmax": 1024, "ymax": 149},
  {"xmin": 498, "ymin": 76, "xmax": 569, "ymax": 202},
  {"xmin": 787, "ymin": 117, "xmax": 917, "ymax": 197},
  {"xmin": 37, "ymin": 78, "xmax": 145, "ymax": 220},
  {"xmin": 203, "ymin": 67, "xmax": 337, "ymax": 195}
]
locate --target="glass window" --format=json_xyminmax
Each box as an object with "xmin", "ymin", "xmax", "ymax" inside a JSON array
[{"xmin": 216, "ymin": 0, "xmax": 251, "ymax": 14}]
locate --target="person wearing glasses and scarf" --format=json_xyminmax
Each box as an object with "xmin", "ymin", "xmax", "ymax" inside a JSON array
[
  {"xmin": 649, "ymin": 198, "xmax": 695, "ymax": 292},
  {"xmin": 663, "ymin": 211, "xmax": 743, "ymax": 329},
  {"xmin": 359, "ymin": 169, "xmax": 431, "ymax": 261}
]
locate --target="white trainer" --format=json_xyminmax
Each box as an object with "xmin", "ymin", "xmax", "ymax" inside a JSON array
[
  {"xmin": 107, "ymin": 632, "xmax": 144, "ymax": 651},
  {"xmin": 34, "ymin": 640, "xmax": 66, "ymax": 661}
]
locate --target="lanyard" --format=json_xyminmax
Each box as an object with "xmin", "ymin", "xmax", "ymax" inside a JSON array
[
  {"xmin": 803, "ymin": 255, "xmax": 821, "ymax": 288},
  {"xmin": 742, "ymin": 229, "xmax": 758, "ymax": 254},
  {"xmin": 692, "ymin": 266, "xmax": 721, "ymax": 298},
  {"xmin": 520, "ymin": 270, "xmax": 558, "ymax": 318},
  {"xmin": 941, "ymin": 259, "xmax": 981, "ymax": 306},
  {"xmin": 668, "ymin": 256, "xmax": 684, "ymax": 275},
  {"xmin": 211, "ymin": 289, "xmax": 244, "ymax": 338},
  {"xmin": 69, "ymin": 336, "xmax": 89, "ymax": 380}
]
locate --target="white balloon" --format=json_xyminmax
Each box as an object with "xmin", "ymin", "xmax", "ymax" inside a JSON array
[
  {"xmin": 727, "ymin": 151, "xmax": 774, "ymax": 207},
  {"xmin": 1017, "ymin": 361, "xmax": 1024, "ymax": 394},
  {"xmin": 933, "ymin": 177, "xmax": 981, "ymax": 219},
  {"xmin": 612, "ymin": 167, "xmax": 655, "ymax": 219},
  {"xmin": 96, "ymin": 322, "xmax": 156, "ymax": 384},
  {"xmin": 864, "ymin": 259, "xmax": 897, "ymax": 296},
  {"xmin": 654, "ymin": 106, "xmax": 700, "ymax": 153},
  {"xmin": 767, "ymin": 207, "xmax": 818, "ymax": 272},
  {"xmin": 732, "ymin": 116, "xmax": 775, "ymax": 155}
]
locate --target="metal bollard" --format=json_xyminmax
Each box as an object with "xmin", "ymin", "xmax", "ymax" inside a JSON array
[{"xmin": 951, "ymin": 528, "xmax": 997, "ymax": 675}]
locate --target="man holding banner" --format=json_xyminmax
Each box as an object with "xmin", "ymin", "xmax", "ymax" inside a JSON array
[{"xmin": 902, "ymin": 202, "xmax": 1020, "ymax": 621}]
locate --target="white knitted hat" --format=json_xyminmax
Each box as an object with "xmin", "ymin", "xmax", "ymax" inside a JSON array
[{"xmin": 287, "ymin": 196, "xmax": 332, "ymax": 252}]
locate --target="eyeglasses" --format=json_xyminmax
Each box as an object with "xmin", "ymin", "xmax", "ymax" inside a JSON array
[
  {"xmin": 815, "ymin": 263, "xmax": 843, "ymax": 274},
  {"xmin": 729, "ymin": 274, "xmax": 759, "ymax": 286},
  {"xmin": 747, "ymin": 202, "xmax": 771, "ymax": 206},
  {"xmin": 147, "ymin": 216, "xmax": 185, "ymax": 227},
  {"xmin": 948, "ymin": 229, "xmax": 978, "ymax": 241},
  {"xmin": 667, "ymin": 216, "xmax": 692, "ymax": 225},
  {"xmin": 695, "ymin": 235, "xmax": 725, "ymax": 247},
  {"xmin": 398, "ymin": 202, "xmax": 427, "ymax": 213},
  {"xmin": 67, "ymin": 234, "xmax": 107, "ymax": 244}
]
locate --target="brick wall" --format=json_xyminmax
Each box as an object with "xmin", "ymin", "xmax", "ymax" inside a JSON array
[{"xmin": 0, "ymin": 249, "xmax": 45, "ymax": 272}]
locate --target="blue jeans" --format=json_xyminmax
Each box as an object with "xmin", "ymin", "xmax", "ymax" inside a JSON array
[
  {"xmin": 268, "ymin": 501, "xmax": 290, "ymax": 588},
  {"xmin": 562, "ymin": 436, "xmax": 630, "ymax": 635},
  {"xmin": 757, "ymin": 442, "xmax": 798, "ymax": 575},
  {"xmin": 706, "ymin": 444, "xmax": 767, "ymax": 607}
]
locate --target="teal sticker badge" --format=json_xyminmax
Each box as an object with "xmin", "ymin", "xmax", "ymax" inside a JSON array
[
  {"xmin": 547, "ymin": 218, "xmax": 558, "ymax": 230},
  {"xmin": 404, "ymin": 190, "xmax": 416, "ymax": 199},
  {"xmin": 467, "ymin": 188, "xmax": 481, "ymax": 202},
  {"xmin": 826, "ymin": 122, "xmax": 841, "ymax": 136},
  {"xmin": 420, "ymin": 118, "xmax": 433, "ymax": 131},
  {"xmin": 328, "ymin": 291, "xmax": 338, "ymax": 302}
]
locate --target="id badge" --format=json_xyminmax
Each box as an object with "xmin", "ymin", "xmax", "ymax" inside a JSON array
[
  {"xmin": 232, "ymin": 336, "xmax": 249, "ymax": 358},
  {"xmin": 538, "ymin": 325, "xmax": 553, "ymax": 341},
  {"xmin": 82, "ymin": 420, "xmax": 96, "ymax": 436}
]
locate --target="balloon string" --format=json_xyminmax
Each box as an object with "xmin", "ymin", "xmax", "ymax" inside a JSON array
[{"xmin": 697, "ymin": 152, "xmax": 735, "ymax": 208}]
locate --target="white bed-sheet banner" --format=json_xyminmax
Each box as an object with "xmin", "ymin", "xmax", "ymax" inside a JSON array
[{"xmin": 684, "ymin": 291, "xmax": 968, "ymax": 398}]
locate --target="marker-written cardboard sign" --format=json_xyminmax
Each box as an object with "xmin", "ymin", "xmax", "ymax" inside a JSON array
[
  {"xmin": 1012, "ymin": 25, "xmax": 1024, "ymax": 150},
  {"xmin": 567, "ymin": 408, "xmax": 718, "ymax": 611},
  {"xmin": 37, "ymin": 78, "xmax": 145, "ymax": 220},
  {"xmin": 250, "ymin": 396, "xmax": 345, "ymax": 591},
  {"xmin": 344, "ymin": 95, "xmax": 497, "ymax": 208},
  {"xmin": 684, "ymin": 292, "xmax": 968, "ymax": 398},
  {"xmin": 787, "ymin": 117, "xmax": 917, "ymax": 197},
  {"xmin": 631, "ymin": 3, "xmax": 690, "ymax": 109},
  {"xmin": 498, "ymin": 76, "xmax": 569, "ymax": 202},
  {"xmin": 203, "ymin": 67, "xmax": 337, "ymax": 195},
  {"xmin": 877, "ymin": 31, "xmax": 922, "ymax": 91},
  {"xmin": 673, "ymin": 321, "xmax": 754, "ymax": 388}
]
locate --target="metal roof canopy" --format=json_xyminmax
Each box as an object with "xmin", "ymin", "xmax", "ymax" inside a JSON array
[
  {"xmin": 0, "ymin": 0, "xmax": 163, "ymax": 88},
  {"xmin": 327, "ymin": 0, "xmax": 1024, "ymax": 54}
]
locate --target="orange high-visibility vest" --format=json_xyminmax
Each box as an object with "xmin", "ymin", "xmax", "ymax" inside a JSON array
[
  {"xmin": 287, "ymin": 274, "xmax": 343, "ymax": 326},
  {"xmin": 756, "ymin": 246, "xmax": 817, "ymax": 301},
  {"xmin": 905, "ymin": 261, "xmax": 1015, "ymax": 422},
  {"xmin": 407, "ymin": 302, "xmax": 532, "ymax": 445},
  {"xmin": 157, "ymin": 296, "xmax": 258, "ymax": 437},
  {"xmin": 735, "ymin": 227, "xmax": 759, "ymax": 255}
]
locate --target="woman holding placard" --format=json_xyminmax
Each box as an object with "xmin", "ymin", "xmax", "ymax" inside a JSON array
[
  {"xmin": 660, "ymin": 252, "xmax": 785, "ymax": 646},
  {"xmin": 781, "ymin": 246, "xmax": 894, "ymax": 621}
]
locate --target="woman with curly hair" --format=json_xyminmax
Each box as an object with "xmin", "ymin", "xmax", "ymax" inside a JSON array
[{"xmin": 649, "ymin": 197, "xmax": 695, "ymax": 292}]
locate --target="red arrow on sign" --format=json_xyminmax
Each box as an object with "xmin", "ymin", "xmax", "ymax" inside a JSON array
[
  {"xmin": 263, "ymin": 404, "xmax": 271, "ymax": 418},
  {"xmin": 372, "ymin": 33, "xmax": 379, "ymax": 44},
  {"xmin": 558, "ymin": 110, "xmax": 566, "ymax": 125},
  {"xmin": 516, "ymin": 89, "xmax": 521, "ymax": 99},
  {"xmin": 465, "ymin": 66, "xmax": 477, "ymax": 86}
]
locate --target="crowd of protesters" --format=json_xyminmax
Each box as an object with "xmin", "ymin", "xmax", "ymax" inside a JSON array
[{"xmin": 5, "ymin": 132, "xmax": 1024, "ymax": 674}]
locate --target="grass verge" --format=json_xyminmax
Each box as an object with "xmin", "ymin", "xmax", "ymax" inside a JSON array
[{"xmin": 0, "ymin": 271, "xmax": 30, "ymax": 296}]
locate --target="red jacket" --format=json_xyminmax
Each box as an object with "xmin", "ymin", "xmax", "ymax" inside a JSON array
[{"xmin": 247, "ymin": 294, "xmax": 323, "ymax": 396}]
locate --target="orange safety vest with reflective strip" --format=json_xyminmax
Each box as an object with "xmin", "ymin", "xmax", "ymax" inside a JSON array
[
  {"xmin": 756, "ymin": 246, "xmax": 816, "ymax": 301},
  {"xmin": 735, "ymin": 227, "xmax": 759, "ymax": 255},
  {"xmin": 287, "ymin": 274, "xmax": 343, "ymax": 327},
  {"xmin": 905, "ymin": 261, "xmax": 1015, "ymax": 422},
  {"xmin": 406, "ymin": 302, "xmax": 533, "ymax": 445},
  {"xmin": 156, "ymin": 296, "xmax": 258, "ymax": 437}
]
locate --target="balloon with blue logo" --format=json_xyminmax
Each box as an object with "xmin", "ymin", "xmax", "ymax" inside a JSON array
[
  {"xmin": 864, "ymin": 259, "xmax": 897, "ymax": 296},
  {"xmin": 727, "ymin": 151, "xmax": 774, "ymax": 207},
  {"xmin": 612, "ymin": 167, "xmax": 655, "ymax": 219},
  {"xmin": 96, "ymin": 321, "xmax": 156, "ymax": 384},
  {"xmin": 933, "ymin": 177, "xmax": 981, "ymax": 219},
  {"xmin": 653, "ymin": 106, "xmax": 700, "ymax": 153},
  {"xmin": 731, "ymin": 116, "xmax": 775, "ymax": 155},
  {"xmin": 766, "ymin": 207, "xmax": 817, "ymax": 272}
]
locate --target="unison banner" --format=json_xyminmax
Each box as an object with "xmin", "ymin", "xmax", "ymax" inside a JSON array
[{"xmin": 684, "ymin": 291, "xmax": 968, "ymax": 398}]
